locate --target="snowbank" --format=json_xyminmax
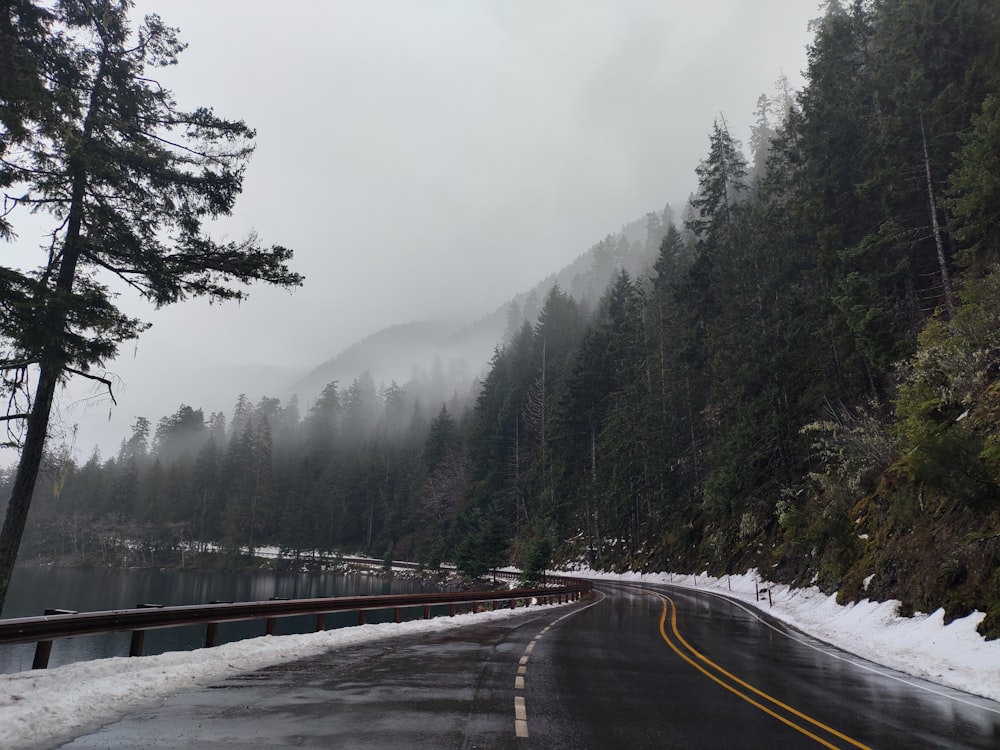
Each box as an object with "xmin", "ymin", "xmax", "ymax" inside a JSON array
[{"xmin": 578, "ymin": 568, "xmax": 1000, "ymax": 703}]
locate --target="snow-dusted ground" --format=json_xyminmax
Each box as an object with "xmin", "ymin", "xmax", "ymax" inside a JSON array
[
  {"xmin": 1, "ymin": 568, "xmax": 998, "ymax": 749},
  {"xmin": 579, "ymin": 567, "xmax": 1000, "ymax": 705},
  {"xmin": 0, "ymin": 602, "xmax": 570, "ymax": 750}
]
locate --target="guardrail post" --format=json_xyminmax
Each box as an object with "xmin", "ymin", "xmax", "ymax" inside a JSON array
[
  {"xmin": 268, "ymin": 597, "xmax": 287, "ymax": 635},
  {"xmin": 205, "ymin": 622, "xmax": 219, "ymax": 648},
  {"xmin": 32, "ymin": 609, "xmax": 77, "ymax": 669},
  {"xmin": 422, "ymin": 604, "xmax": 430, "ymax": 619},
  {"xmin": 449, "ymin": 603, "xmax": 456, "ymax": 617},
  {"xmin": 32, "ymin": 640, "xmax": 53, "ymax": 669},
  {"xmin": 130, "ymin": 603, "xmax": 163, "ymax": 657},
  {"xmin": 315, "ymin": 613, "xmax": 326, "ymax": 631},
  {"xmin": 393, "ymin": 607, "xmax": 401, "ymax": 623},
  {"xmin": 358, "ymin": 610, "xmax": 366, "ymax": 625},
  {"xmin": 129, "ymin": 629, "xmax": 146, "ymax": 657}
]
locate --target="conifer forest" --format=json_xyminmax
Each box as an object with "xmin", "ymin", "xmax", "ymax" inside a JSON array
[{"xmin": 4, "ymin": 0, "xmax": 1000, "ymax": 636}]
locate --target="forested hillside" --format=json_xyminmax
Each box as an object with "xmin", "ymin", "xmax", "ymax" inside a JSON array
[{"xmin": 4, "ymin": 0, "xmax": 1000, "ymax": 636}]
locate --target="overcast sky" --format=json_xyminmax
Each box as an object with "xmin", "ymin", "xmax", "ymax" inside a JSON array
[{"xmin": 6, "ymin": 0, "xmax": 820, "ymax": 462}]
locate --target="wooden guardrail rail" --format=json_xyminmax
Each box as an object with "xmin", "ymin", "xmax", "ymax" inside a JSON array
[{"xmin": 0, "ymin": 576, "xmax": 591, "ymax": 670}]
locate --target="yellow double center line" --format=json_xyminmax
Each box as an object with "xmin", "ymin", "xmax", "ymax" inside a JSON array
[{"xmin": 655, "ymin": 593, "xmax": 871, "ymax": 750}]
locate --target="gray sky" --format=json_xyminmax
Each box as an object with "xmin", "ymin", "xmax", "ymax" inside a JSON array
[{"xmin": 6, "ymin": 0, "xmax": 820, "ymax": 462}]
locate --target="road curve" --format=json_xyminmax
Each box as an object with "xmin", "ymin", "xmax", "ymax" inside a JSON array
[
  {"xmin": 56, "ymin": 582, "xmax": 1000, "ymax": 748},
  {"xmin": 523, "ymin": 581, "xmax": 1000, "ymax": 748}
]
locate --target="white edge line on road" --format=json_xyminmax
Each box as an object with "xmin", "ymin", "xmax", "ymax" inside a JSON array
[
  {"xmin": 612, "ymin": 581, "xmax": 1000, "ymax": 717},
  {"xmin": 513, "ymin": 590, "xmax": 608, "ymax": 739}
]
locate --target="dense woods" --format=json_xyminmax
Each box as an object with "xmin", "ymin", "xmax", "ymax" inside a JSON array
[{"xmin": 4, "ymin": 0, "xmax": 1000, "ymax": 635}]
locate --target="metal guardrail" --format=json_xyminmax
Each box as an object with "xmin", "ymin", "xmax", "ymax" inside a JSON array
[{"xmin": 0, "ymin": 575, "xmax": 591, "ymax": 670}]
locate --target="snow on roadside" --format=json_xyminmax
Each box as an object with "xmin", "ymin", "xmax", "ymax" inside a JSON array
[
  {"xmin": 3, "ymin": 567, "xmax": 998, "ymax": 749},
  {"xmin": 576, "ymin": 567, "xmax": 1000, "ymax": 704},
  {"xmin": 0, "ymin": 602, "xmax": 568, "ymax": 750}
]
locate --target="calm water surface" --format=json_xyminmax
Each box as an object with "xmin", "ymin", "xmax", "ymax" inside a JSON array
[{"xmin": 1, "ymin": 565, "xmax": 432, "ymax": 673}]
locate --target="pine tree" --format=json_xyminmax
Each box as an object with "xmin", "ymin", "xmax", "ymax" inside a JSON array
[
  {"xmin": 0, "ymin": 0, "xmax": 301, "ymax": 612},
  {"xmin": 152, "ymin": 405, "xmax": 207, "ymax": 466},
  {"xmin": 688, "ymin": 117, "xmax": 747, "ymax": 242},
  {"xmin": 0, "ymin": 0, "xmax": 51, "ymax": 240}
]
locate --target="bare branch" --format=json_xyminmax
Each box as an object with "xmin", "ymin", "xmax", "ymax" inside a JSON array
[
  {"xmin": 135, "ymin": 76, "xmax": 168, "ymax": 95},
  {"xmin": 78, "ymin": 248, "xmax": 153, "ymax": 295},
  {"xmin": 0, "ymin": 414, "xmax": 30, "ymax": 422},
  {"xmin": 140, "ymin": 129, "xmax": 250, "ymax": 164},
  {"xmin": 0, "ymin": 158, "xmax": 65, "ymax": 179},
  {"xmin": 6, "ymin": 196, "xmax": 67, "ymax": 206},
  {"xmin": 64, "ymin": 367, "xmax": 118, "ymax": 406}
]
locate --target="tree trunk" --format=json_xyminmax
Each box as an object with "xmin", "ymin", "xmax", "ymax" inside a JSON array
[
  {"xmin": 920, "ymin": 113, "xmax": 955, "ymax": 316},
  {"xmin": 0, "ymin": 363, "xmax": 59, "ymax": 613},
  {"xmin": 0, "ymin": 41, "xmax": 107, "ymax": 614},
  {"xmin": 0, "ymin": 187, "xmax": 85, "ymax": 611}
]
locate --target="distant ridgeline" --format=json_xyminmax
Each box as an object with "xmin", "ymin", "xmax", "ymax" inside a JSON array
[{"xmin": 5, "ymin": 0, "xmax": 1000, "ymax": 637}]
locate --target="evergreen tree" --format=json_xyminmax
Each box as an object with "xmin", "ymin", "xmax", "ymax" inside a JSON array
[
  {"xmin": 465, "ymin": 322, "xmax": 536, "ymax": 542},
  {"xmin": 455, "ymin": 497, "xmax": 508, "ymax": 578},
  {"xmin": 688, "ymin": 117, "xmax": 747, "ymax": 241},
  {"xmin": 192, "ymin": 433, "xmax": 221, "ymax": 546},
  {"xmin": 0, "ymin": 0, "xmax": 301, "ymax": 612},
  {"xmin": 305, "ymin": 381, "xmax": 341, "ymax": 458},
  {"xmin": 221, "ymin": 415, "xmax": 273, "ymax": 557},
  {"xmin": 342, "ymin": 372, "xmax": 380, "ymax": 444},
  {"xmin": 948, "ymin": 94, "xmax": 1000, "ymax": 269},
  {"xmin": 152, "ymin": 405, "xmax": 207, "ymax": 466},
  {"xmin": 0, "ymin": 0, "xmax": 51, "ymax": 240},
  {"xmin": 425, "ymin": 405, "xmax": 459, "ymax": 470}
]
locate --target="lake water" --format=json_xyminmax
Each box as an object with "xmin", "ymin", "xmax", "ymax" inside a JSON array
[{"xmin": 1, "ymin": 565, "xmax": 433, "ymax": 674}]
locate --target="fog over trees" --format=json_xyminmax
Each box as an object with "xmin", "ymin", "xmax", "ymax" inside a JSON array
[{"xmin": 4, "ymin": 0, "xmax": 1000, "ymax": 637}]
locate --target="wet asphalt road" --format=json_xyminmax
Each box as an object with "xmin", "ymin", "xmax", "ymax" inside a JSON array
[
  {"xmin": 56, "ymin": 582, "xmax": 1000, "ymax": 749},
  {"xmin": 527, "ymin": 583, "xmax": 1000, "ymax": 749}
]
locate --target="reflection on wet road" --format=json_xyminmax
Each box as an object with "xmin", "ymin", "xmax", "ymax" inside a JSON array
[
  {"xmin": 56, "ymin": 582, "xmax": 1000, "ymax": 748},
  {"xmin": 526, "ymin": 582, "xmax": 1000, "ymax": 749},
  {"xmin": 655, "ymin": 592, "xmax": 869, "ymax": 748}
]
